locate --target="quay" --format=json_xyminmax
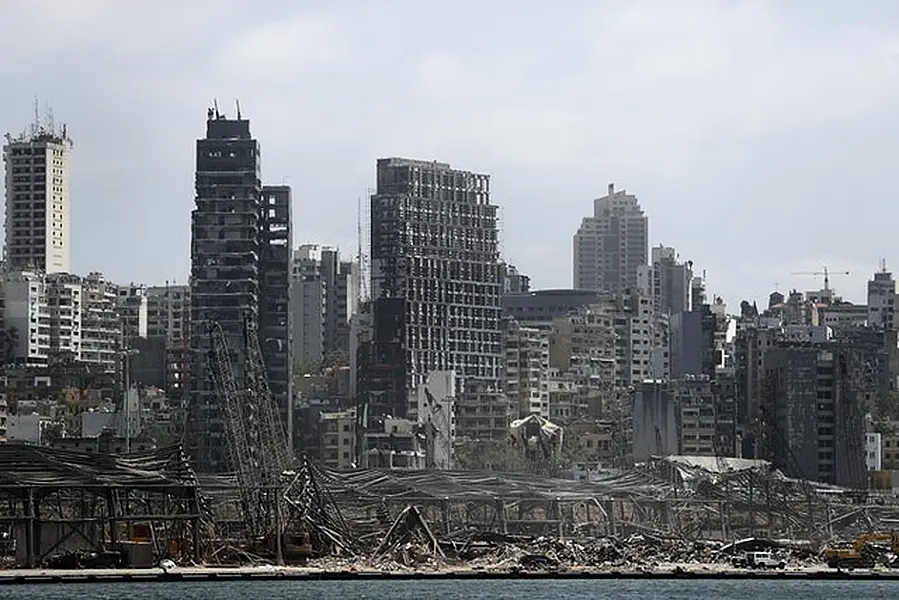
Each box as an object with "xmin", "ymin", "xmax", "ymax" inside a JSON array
[{"xmin": 2, "ymin": 566, "xmax": 899, "ymax": 584}]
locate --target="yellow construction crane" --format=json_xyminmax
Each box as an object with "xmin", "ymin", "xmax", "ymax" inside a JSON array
[{"xmin": 790, "ymin": 266, "xmax": 850, "ymax": 292}]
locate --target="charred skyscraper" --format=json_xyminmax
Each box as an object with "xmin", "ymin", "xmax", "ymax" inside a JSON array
[
  {"xmin": 359, "ymin": 158, "xmax": 503, "ymax": 430},
  {"xmin": 187, "ymin": 108, "xmax": 292, "ymax": 473},
  {"xmin": 259, "ymin": 185, "xmax": 293, "ymax": 444}
]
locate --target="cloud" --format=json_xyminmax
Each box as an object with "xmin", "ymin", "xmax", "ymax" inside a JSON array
[
  {"xmin": 2, "ymin": 0, "xmax": 899, "ymax": 306},
  {"xmin": 392, "ymin": 0, "xmax": 899, "ymax": 179},
  {"xmin": 210, "ymin": 16, "xmax": 350, "ymax": 80}
]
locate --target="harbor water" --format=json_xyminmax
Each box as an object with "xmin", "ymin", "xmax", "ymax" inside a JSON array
[{"xmin": 3, "ymin": 578, "xmax": 899, "ymax": 599}]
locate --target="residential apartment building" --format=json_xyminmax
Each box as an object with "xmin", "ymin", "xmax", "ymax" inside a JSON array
[
  {"xmin": 0, "ymin": 271, "xmax": 120, "ymax": 372},
  {"xmin": 868, "ymin": 267, "xmax": 896, "ymax": 330},
  {"xmin": 116, "ymin": 284, "xmax": 148, "ymax": 341},
  {"xmin": 290, "ymin": 244, "xmax": 354, "ymax": 367},
  {"xmin": 761, "ymin": 342, "xmax": 875, "ymax": 488},
  {"xmin": 259, "ymin": 185, "xmax": 293, "ymax": 442},
  {"xmin": 145, "ymin": 284, "xmax": 190, "ymax": 398},
  {"xmin": 636, "ymin": 245, "xmax": 692, "ymax": 316},
  {"xmin": 79, "ymin": 272, "xmax": 121, "ymax": 372},
  {"xmin": 0, "ymin": 270, "xmax": 49, "ymax": 365},
  {"xmin": 504, "ymin": 318, "xmax": 549, "ymax": 418},
  {"xmin": 3, "ymin": 121, "xmax": 72, "ymax": 274}
]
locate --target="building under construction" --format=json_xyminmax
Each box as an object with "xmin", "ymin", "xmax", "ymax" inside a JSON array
[
  {"xmin": 358, "ymin": 158, "xmax": 505, "ymax": 442},
  {"xmin": 187, "ymin": 107, "xmax": 291, "ymax": 473}
]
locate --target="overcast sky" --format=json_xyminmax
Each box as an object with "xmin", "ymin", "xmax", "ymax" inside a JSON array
[{"xmin": 3, "ymin": 0, "xmax": 899, "ymax": 307}]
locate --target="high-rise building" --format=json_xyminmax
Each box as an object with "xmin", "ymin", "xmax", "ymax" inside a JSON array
[
  {"xmin": 868, "ymin": 266, "xmax": 896, "ymax": 330},
  {"xmin": 146, "ymin": 284, "xmax": 190, "ymax": 398},
  {"xmin": 79, "ymin": 272, "xmax": 121, "ymax": 372},
  {"xmin": 3, "ymin": 121, "xmax": 72, "ymax": 274},
  {"xmin": 290, "ymin": 244, "xmax": 354, "ymax": 368},
  {"xmin": 259, "ymin": 184, "xmax": 293, "ymax": 444},
  {"xmin": 636, "ymin": 245, "xmax": 693, "ymax": 316},
  {"xmin": 0, "ymin": 270, "xmax": 49, "ymax": 365},
  {"xmin": 186, "ymin": 108, "xmax": 292, "ymax": 472},
  {"xmin": 187, "ymin": 108, "xmax": 263, "ymax": 473},
  {"xmin": 361, "ymin": 158, "xmax": 503, "ymax": 431},
  {"xmin": 573, "ymin": 183, "xmax": 647, "ymax": 294}
]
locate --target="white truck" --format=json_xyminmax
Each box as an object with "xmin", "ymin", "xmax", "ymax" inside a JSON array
[{"xmin": 733, "ymin": 551, "xmax": 785, "ymax": 569}]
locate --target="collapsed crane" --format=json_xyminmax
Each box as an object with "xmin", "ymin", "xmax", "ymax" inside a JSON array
[{"xmin": 206, "ymin": 315, "xmax": 353, "ymax": 558}]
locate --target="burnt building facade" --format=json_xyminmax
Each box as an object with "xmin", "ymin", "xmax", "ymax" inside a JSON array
[
  {"xmin": 358, "ymin": 158, "xmax": 505, "ymax": 441},
  {"xmin": 760, "ymin": 332, "xmax": 886, "ymax": 488},
  {"xmin": 259, "ymin": 185, "xmax": 293, "ymax": 444},
  {"xmin": 187, "ymin": 108, "xmax": 288, "ymax": 473}
]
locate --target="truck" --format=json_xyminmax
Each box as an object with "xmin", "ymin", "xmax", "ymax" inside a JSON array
[{"xmin": 733, "ymin": 551, "xmax": 785, "ymax": 569}]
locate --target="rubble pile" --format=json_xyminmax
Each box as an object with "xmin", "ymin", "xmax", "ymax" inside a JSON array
[{"xmin": 304, "ymin": 532, "xmax": 820, "ymax": 573}]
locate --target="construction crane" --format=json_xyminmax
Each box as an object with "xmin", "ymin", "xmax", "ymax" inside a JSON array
[{"xmin": 790, "ymin": 266, "xmax": 850, "ymax": 292}]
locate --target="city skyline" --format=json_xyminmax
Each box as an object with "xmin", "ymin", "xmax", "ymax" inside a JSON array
[{"xmin": 3, "ymin": 0, "xmax": 899, "ymax": 306}]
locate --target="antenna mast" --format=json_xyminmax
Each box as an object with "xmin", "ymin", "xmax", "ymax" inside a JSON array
[
  {"xmin": 45, "ymin": 103, "xmax": 55, "ymax": 137},
  {"xmin": 32, "ymin": 95, "xmax": 39, "ymax": 137},
  {"xmin": 236, "ymin": 99, "xmax": 242, "ymax": 120}
]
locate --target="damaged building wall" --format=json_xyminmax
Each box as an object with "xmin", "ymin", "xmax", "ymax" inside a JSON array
[
  {"xmin": 259, "ymin": 185, "xmax": 293, "ymax": 447},
  {"xmin": 188, "ymin": 110, "xmax": 262, "ymax": 473},
  {"xmin": 364, "ymin": 158, "xmax": 504, "ymax": 442},
  {"xmin": 762, "ymin": 341, "xmax": 869, "ymax": 488}
]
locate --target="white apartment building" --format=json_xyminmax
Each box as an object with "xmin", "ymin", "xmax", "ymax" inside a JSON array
[
  {"xmin": 0, "ymin": 270, "xmax": 50, "ymax": 365},
  {"xmin": 46, "ymin": 272, "xmax": 83, "ymax": 359},
  {"xmin": 116, "ymin": 283, "xmax": 148, "ymax": 340},
  {"xmin": 504, "ymin": 319, "xmax": 550, "ymax": 418},
  {"xmin": 146, "ymin": 284, "xmax": 189, "ymax": 341},
  {"xmin": 1, "ymin": 270, "xmax": 120, "ymax": 372},
  {"xmin": 3, "ymin": 124, "xmax": 73, "ymax": 274},
  {"xmin": 78, "ymin": 273, "xmax": 120, "ymax": 371}
]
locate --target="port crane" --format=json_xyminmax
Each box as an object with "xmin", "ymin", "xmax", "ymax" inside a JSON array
[{"xmin": 206, "ymin": 316, "xmax": 352, "ymax": 559}]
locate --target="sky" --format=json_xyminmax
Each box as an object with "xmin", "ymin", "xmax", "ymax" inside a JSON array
[{"xmin": 3, "ymin": 0, "xmax": 899, "ymax": 308}]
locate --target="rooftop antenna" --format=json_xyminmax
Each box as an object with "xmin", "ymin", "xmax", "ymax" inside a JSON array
[
  {"xmin": 32, "ymin": 95, "xmax": 40, "ymax": 137},
  {"xmin": 213, "ymin": 98, "xmax": 220, "ymax": 119},
  {"xmin": 45, "ymin": 103, "xmax": 55, "ymax": 137},
  {"xmin": 235, "ymin": 99, "xmax": 242, "ymax": 120},
  {"xmin": 881, "ymin": 258, "xmax": 888, "ymax": 273}
]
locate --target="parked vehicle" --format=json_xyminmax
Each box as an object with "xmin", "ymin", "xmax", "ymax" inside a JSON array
[{"xmin": 732, "ymin": 550, "xmax": 785, "ymax": 569}]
